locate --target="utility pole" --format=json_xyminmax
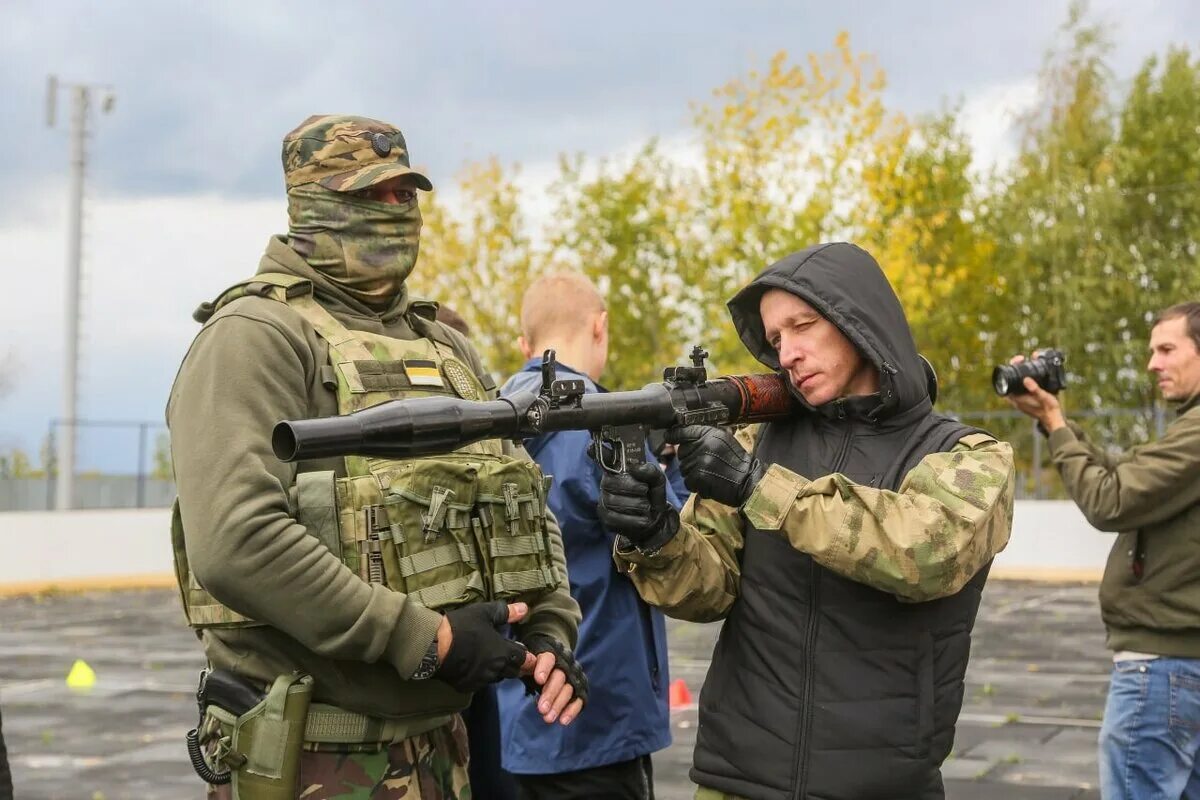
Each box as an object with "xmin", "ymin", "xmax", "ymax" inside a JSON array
[{"xmin": 46, "ymin": 76, "xmax": 115, "ymax": 510}]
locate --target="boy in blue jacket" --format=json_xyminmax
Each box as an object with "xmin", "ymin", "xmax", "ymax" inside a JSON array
[{"xmin": 497, "ymin": 272, "xmax": 678, "ymax": 800}]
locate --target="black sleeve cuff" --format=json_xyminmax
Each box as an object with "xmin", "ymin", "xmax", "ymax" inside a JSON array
[{"xmin": 617, "ymin": 508, "xmax": 680, "ymax": 556}]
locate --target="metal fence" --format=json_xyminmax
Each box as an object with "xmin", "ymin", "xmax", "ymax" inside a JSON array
[
  {"xmin": 0, "ymin": 476, "xmax": 176, "ymax": 511},
  {"xmin": 0, "ymin": 407, "xmax": 1172, "ymax": 510},
  {"xmin": 0, "ymin": 418, "xmax": 173, "ymax": 511}
]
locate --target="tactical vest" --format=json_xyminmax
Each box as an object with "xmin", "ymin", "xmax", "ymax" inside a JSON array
[{"xmin": 172, "ymin": 273, "xmax": 561, "ymax": 629}]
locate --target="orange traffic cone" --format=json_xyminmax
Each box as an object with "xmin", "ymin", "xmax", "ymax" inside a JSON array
[{"xmin": 668, "ymin": 678, "xmax": 693, "ymax": 709}]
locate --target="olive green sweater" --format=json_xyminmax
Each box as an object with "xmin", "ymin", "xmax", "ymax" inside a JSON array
[
  {"xmin": 1049, "ymin": 395, "xmax": 1200, "ymax": 657},
  {"xmin": 167, "ymin": 236, "xmax": 580, "ymax": 718}
]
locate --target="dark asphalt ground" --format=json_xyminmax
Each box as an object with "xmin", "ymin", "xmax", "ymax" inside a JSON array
[{"xmin": 0, "ymin": 581, "xmax": 1108, "ymax": 799}]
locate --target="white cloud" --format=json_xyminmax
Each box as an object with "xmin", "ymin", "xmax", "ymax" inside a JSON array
[
  {"xmin": 433, "ymin": 130, "xmax": 704, "ymax": 251},
  {"xmin": 0, "ymin": 191, "xmax": 285, "ymax": 463},
  {"xmin": 957, "ymin": 78, "xmax": 1041, "ymax": 177}
]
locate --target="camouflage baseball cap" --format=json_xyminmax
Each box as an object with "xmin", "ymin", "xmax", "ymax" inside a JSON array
[{"xmin": 282, "ymin": 114, "xmax": 434, "ymax": 192}]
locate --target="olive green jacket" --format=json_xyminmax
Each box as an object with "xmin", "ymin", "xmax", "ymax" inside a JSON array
[
  {"xmin": 167, "ymin": 236, "xmax": 580, "ymax": 717},
  {"xmin": 1049, "ymin": 395, "xmax": 1200, "ymax": 656}
]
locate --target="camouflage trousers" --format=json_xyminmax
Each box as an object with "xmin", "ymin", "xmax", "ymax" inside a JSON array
[{"xmin": 207, "ymin": 715, "xmax": 470, "ymax": 800}]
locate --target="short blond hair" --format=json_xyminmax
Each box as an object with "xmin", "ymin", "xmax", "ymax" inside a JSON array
[{"xmin": 520, "ymin": 272, "xmax": 606, "ymax": 347}]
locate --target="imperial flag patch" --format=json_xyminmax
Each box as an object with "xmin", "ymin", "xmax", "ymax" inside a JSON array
[{"xmin": 403, "ymin": 359, "xmax": 444, "ymax": 387}]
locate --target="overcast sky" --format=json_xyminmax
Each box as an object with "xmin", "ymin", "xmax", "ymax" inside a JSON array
[{"xmin": 1, "ymin": 0, "xmax": 1196, "ymax": 472}]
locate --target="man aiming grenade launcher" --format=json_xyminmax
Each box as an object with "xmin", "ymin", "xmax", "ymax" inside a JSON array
[{"xmin": 272, "ymin": 346, "xmax": 796, "ymax": 469}]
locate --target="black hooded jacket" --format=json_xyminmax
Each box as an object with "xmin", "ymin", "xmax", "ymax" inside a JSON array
[{"xmin": 691, "ymin": 243, "xmax": 990, "ymax": 800}]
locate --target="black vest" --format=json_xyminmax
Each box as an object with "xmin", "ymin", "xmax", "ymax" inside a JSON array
[{"xmin": 691, "ymin": 403, "xmax": 989, "ymax": 800}]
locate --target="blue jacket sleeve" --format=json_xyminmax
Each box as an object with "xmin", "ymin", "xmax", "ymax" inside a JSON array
[{"xmin": 663, "ymin": 456, "xmax": 689, "ymax": 509}]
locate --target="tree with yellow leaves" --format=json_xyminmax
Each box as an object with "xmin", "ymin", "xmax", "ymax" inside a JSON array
[
  {"xmin": 685, "ymin": 36, "xmax": 893, "ymax": 376},
  {"xmin": 408, "ymin": 157, "xmax": 541, "ymax": 383}
]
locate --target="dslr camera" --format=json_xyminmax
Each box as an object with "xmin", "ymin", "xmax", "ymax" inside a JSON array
[{"xmin": 992, "ymin": 348, "xmax": 1066, "ymax": 396}]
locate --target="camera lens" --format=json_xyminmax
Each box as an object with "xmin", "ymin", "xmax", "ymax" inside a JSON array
[
  {"xmin": 992, "ymin": 366, "xmax": 1015, "ymax": 396},
  {"xmin": 991, "ymin": 349, "xmax": 1066, "ymax": 397}
]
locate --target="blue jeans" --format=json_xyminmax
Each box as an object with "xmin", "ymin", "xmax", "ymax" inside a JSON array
[{"xmin": 1100, "ymin": 657, "xmax": 1200, "ymax": 799}]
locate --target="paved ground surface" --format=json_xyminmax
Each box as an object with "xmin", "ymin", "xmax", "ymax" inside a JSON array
[{"xmin": 0, "ymin": 581, "xmax": 1108, "ymax": 799}]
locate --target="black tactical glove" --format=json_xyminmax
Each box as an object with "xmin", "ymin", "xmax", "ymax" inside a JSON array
[
  {"xmin": 598, "ymin": 462, "xmax": 680, "ymax": 551},
  {"xmin": 665, "ymin": 425, "xmax": 765, "ymax": 507},
  {"xmin": 437, "ymin": 601, "xmax": 528, "ymax": 694},
  {"xmin": 521, "ymin": 633, "xmax": 589, "ymax": 709}
]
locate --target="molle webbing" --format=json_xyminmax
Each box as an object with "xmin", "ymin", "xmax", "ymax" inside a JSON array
[
  {"xmin": 489, "ymin": 535, "xmax": 547, "ymax": 559},
  {"xmin": 395, "ymin": 541, "xmax": 477, "ymax": 577},
  {"xmin": 173, "ymin": 272, "xmax": 558, "ymax": 631},
  {"xmin": 406, "ymin": 573, "xmax": 487, "ymax": 609},
  {"xmin": 350, "ymin": 361, "xmax": 415, "ymax": 392},
  {"xmin": 192, "ymin": 272, "xmax": 310, "ymax": 324},
  {"xmin": 492, "ymin": 567, "xmax": 557, "ymax": 595}
]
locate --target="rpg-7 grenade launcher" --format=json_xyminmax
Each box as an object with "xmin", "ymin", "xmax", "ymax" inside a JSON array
[{"xmin": 271, "ymin": 346, "xmax": 797, "ymax": 474}]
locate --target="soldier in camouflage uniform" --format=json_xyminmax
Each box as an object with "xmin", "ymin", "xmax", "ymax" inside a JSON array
[
  {"xmin": 597, "ymin": 243, "xmax": 1015, "ymax": 800},
  {"xmin": 168, "ymin": 115, "xmax": 586, "ymax": 799}
]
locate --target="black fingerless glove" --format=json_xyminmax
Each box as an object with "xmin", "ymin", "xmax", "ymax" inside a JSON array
[
  {"xmin": 598, "ymin": 462, "xmax": 680, "ymax": 550},
  {"xmin": 437, "ymin": 601, "xmax": 528, "ymax": 694},
  {"xmin": 521, "ymin": 633, "xmax": 589, "ymax": 709},
  {"xmin": 666, "ymin": 424, "xmax": 764, "ymax": 507}
]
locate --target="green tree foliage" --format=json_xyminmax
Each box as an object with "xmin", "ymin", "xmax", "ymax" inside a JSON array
[
  {"xmin": 152, "ymin": 431, "xmax": 173, "ymax": 480},
  {"xmin": 681, "ymin": 39, "xmax": 893, "ymax": 379},
  {"xmin": 419, "ymin": 34, "xmax": 906, "ymax": 390},
  {"xmin": 408, "ymin": 158, "xmax": 539, "ymax": 383},
  {"xmin": 0, "ymin": 449, "xmax": 36, "ymax": 478},
  {"xmin": 1111, "ymin": 46, "xmax": 1200, "ymax": 337},
  {"xmin": 855, "ymin": 111, "xmax": 999, "ymax": 412},
  {"xmin": 544, "ymin": 143, "xmax": 696, "ymax": 386},
  {"xmin": 970, "ymin": 5, "xmax": 1200, "ymax": 493},
  {"xmin": 416, "ymin": 3, "xmax": 1199, "ymax": 440},
  {"xmin": 984, "ymin": 4, "xmax": 1123, "ymax": 407}
]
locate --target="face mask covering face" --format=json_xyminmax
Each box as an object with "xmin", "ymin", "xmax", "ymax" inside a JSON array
[{"xmin": 287, "ymin": 184, "xmax": 423, "ymax": 311}]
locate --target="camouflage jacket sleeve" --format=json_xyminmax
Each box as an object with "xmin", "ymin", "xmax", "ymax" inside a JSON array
[
  {"xmin": 612, "ymin": 427, "xmax": 759, "ymax": 622},
  {"xmin": 741, "ymin": 434, "xmax": 1015, "ymax": 602},
  {"xmin": 441, "ymin": 321, "xmax": 582, "ymax": 649}
]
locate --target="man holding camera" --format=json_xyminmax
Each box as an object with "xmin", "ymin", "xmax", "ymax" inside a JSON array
[
  {"xmin": 1007, "ymin": 302, "xmax": 1200, "ymax": 799},
  {"xmin": 600, "ymin": 242, "xmax": 1016, "ymax": 799}
]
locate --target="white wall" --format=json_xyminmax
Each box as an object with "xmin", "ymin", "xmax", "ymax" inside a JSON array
[
  {"xmin": 0, "ymin": 501, "xmax": 1115, "ymax": 588},
  {"xmin": 993, "ymin": 500, "xmax": 1114, "ymax": 578},
  {"xmin": 0, "ymin": 508, "xmax": 173, "ymax": 585}
]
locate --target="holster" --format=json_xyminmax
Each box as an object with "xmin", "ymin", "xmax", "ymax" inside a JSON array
[{"xmin": 192, "ymin": 670, "xmax": 313, "ymax": 800}]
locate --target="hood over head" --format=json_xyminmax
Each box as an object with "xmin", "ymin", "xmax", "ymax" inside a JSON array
[{"xmin": 727, "ymin": 242, "xmax": 931, "ymax": 420}]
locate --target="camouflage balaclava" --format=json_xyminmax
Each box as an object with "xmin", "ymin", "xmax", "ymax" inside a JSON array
[{"xmin": 281, "ymin": 115, "xmax": 434, "ymax": 311}]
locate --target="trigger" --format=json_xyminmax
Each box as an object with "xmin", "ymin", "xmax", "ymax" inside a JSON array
[{"xmin": 590, "ymin": 433, "xmax": 623, "ymax": 474}]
